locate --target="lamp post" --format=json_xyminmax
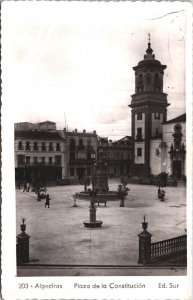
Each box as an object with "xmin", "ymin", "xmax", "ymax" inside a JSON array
[
  {"xmin": 83, "ymin": 152, "xmax": 102, "ymax": 228},
  {"xmin": 16, "ymin": 218, "xmax": 30, "ymax": 264}
]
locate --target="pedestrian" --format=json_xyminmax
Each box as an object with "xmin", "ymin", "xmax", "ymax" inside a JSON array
[
  {"xmin": 26, "ymin": 182, "xmax": 30, "ymax": 192},
  {"xmin": 158, "ymin": 186, "xmax": 161, "ymax": 198},
  {"xmin": 23, "ymin": 182, "xmax": 27, "ymax": 192},
  {"xmin": 37, "ymin": 191, "xmax": 41, "ymax": 201},
  {"xmin": 45, "ymin": 194, "xmax": 50, "ymax": 208}
]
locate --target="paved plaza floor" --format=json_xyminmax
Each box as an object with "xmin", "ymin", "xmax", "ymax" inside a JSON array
[{"xmin": 16, "ymin": 179, "xmax": 186, "ymax": 276}]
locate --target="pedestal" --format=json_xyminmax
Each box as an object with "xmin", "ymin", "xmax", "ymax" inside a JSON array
[
  {"xmin": 138, "ymin": 217, "xmax": 152, "ymax": 264},
  {"xmin": 83, "ymin": 201, "xmax": 102, "ymax": 228},
  {"xmin": 16, "ymin": 221, "xmax": 30, "ymax": 264}
]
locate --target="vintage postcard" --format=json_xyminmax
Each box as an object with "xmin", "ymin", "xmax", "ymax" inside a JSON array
[{"xmin": 1, "ymin": 1, "xmax": 192, "ymax": 299}]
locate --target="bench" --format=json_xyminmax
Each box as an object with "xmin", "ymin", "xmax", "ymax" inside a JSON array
[{"xmin": 94, "ymin": 199, "xmax": 107, "ymax": 206}]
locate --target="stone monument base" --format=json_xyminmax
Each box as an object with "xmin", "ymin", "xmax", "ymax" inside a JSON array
[{"xmin": 83, "ymin": 220, "xmax": 102, "ymax": 228}]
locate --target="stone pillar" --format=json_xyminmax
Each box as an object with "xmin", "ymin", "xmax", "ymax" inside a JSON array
[
  {"xmin": 138, "ymin": 216, "xmax": 152, "ymax": 264},
  {"xmin": 90, "ymin": 205, "xmax": 96, "ymax": 222},
  {"xmin": 16, "ymin": 219, "xmax": 30, "ymax": 264}
]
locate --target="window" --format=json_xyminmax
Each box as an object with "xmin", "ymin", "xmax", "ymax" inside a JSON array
[
  {"xmin": 33, "ymin": 156, "xmax": 38, "ymax": 164},
  {"xmin": 26, "ymin": 156, "xmax": 31, "ymax": 165},
  {"xmin": 147, "ymin": 73, "xmax": 151, "ymax": 84},
  {"xmin": 26, "ymin": 141, "xmax": 30, "ymax": 150},
  {"xmin": 137, "ymin": 128, "xmax": 142, "ymax": 140},
  {"xmin": 56, "ymin": 143, "xmax": 61, "ymax": 151},
  {"xmin": 69, "ymin": 139, "xmax": 76, "ymax": 151},
  {"xmin": 78, "ymin": 139, "xmax": 84, "ymax": 150},
  {"xmin": 137, "ymin": 74, "xmax": 144, "ymax": 92},
  {"xmin": 49, "ymin": 143, "xmax": 53, "ymax": 151},
  {"xmin": 34, "ymin": 142, "xmax": 38, "ymax": 151},
  {"xmin": 137, "ymin": 112, "xmax": 142, "ymax": 120},
  {"xmin": 17, "ymin": 155, "xmax": 25, "ymax": 165},
  {"xmin": 70, "ymin": 168, "xmax": 74, "ymax": 176},
  {"xmin": 137, "ymin": 148, "xmax": 142, "ymax": 157},
  {"xmin": 55, "ymin": 155, "xmax": 61, "ymax": 166},
  {"xmin": 42, "ymin": 142, "xmax": 46, "ymax": 151},
  {"xmin": 155, "ymin": 112, "xmax": 160, "ymax": 119},
  {"xmin": 154, "ymin": 73, "xmax": 161, "ymax": 91},
  {"xmin": 49, "ymin": 157, "xmax": 52, "ymax": 165},
  {"xmin": 18, "ymin": 141, "xmax": 23, "ymax": 150},
  {"xmin": 42, "ymin": 157, "xmax": 45, "ymax": 165}
]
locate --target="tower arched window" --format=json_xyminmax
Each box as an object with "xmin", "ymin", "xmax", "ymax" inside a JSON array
[
  {"xmin": 154, "ymin": 73, "xmax": 161, "ymax": 91},
  {"xmin": 138, "ymin": 74, "xmax": 144, "ymax": 92}
]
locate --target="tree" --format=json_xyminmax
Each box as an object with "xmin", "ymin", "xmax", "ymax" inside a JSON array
[
  {"xmin": 81, "ymin": 177, "xmax": 90, "ymax": 192},
  {"xmin": 117, "ymin": 183, "xmax": 130, "ymax": 207}
]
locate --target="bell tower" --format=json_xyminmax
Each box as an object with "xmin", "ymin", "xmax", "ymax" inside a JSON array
[{"xmin": 129, "ymin": 35, "xmax": 170, "ymax": 176}]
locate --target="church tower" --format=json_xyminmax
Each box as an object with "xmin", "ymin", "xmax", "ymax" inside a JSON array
[{"xmin": 129, "ymin": 35, "xmax": 170, "ymax": 176}]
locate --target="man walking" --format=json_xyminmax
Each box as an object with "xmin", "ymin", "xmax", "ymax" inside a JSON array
[
  {"xmin": 45, "ymin": 194, "xmax": 50, "ymax": 208},
  {"xmin": 23, "ymin": 182, "xmax": 27, "ymax": 192}
]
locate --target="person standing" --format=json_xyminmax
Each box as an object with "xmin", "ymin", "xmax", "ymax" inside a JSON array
[
  {"xmin": 45, "ymin": 194, "xmax": 50, "ymax": 208},
  {"xmin": 158, "ymin": 186, "xmax": 161, "ymax": 199},
  {"xmin": 26, "ymin": 182, "xmax": 30, "ymax": 192},
  {"xmin": 23, "ymin": 182, "xmax": 27, "ymax": 192}
]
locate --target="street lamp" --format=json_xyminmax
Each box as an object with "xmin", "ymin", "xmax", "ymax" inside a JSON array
[{"xmin": 83, "ymin": 151, "xmax": 102, "ymax": 228}]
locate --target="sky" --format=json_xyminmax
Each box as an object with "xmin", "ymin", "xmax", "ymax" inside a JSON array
[{"xmin": 2, "ymin": 1, "xmax": 189, "ymax": 140}]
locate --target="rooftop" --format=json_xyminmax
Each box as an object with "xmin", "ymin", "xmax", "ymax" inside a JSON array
[
  {"xmin": 164, "ymin": 113, "xmax": 186, "ymax": 124},
  {"xmin": 15, "ymin": 130, "xmax": 64, "ymax": 140}
]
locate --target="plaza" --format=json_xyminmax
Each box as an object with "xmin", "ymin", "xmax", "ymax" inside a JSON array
[{"xmin": 16, "ymin": 179, "xmax": 186, "ymax": 276}]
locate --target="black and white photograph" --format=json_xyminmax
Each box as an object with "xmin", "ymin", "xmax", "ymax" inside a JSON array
[{"xmin": 1, "ymin": 1, "xmax": 192, "ymax": 299}]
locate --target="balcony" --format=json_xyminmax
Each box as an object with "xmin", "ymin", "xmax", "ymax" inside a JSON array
[
  {"xmin": 41, "ymin": 147, "xmax": 47, "ymax": 152},
  {"xmin": 69, "ymin": 158, "xmax": 93, "ymax": 165},
  {"xmin": 17, "ymin": 162, "xmax": 62, "ymax": 167},
  {"xmin": 33, "ymin": 146, "xmax": 39, "ymax": 151}
]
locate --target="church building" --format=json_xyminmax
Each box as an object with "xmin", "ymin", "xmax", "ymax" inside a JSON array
[{"xmin": 129, "ymin": 37, "xmax": 186, "ymax": 180}]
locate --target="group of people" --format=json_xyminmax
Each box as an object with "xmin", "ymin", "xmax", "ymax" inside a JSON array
[
  {"xmin": 20, "ymin": 180, "xmax": 51, "ymax": 208},
  {"xmin": 37, "ymin": 190, "xmax": 51, "ymax": 208}
]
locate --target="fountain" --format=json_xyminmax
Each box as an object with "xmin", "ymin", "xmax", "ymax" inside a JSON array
[{"xmin": 78, "ymin": 148, "xmax": 118, "ymax": 200}]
